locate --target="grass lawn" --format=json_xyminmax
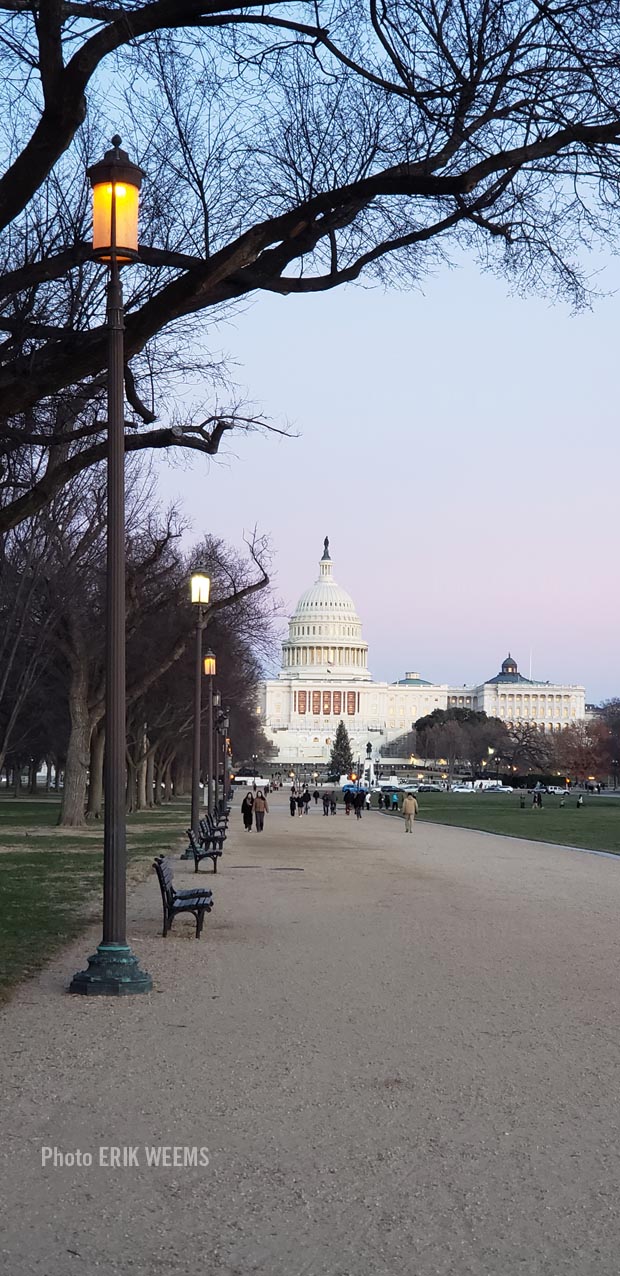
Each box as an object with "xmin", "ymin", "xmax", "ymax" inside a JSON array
[
  {"xmin": 395, "ymin": 792, "xmax": 620, "ymax": 855},
  {"xmin": 0, "ymin": 797, "xmax": 192, "ymax": 1002}
]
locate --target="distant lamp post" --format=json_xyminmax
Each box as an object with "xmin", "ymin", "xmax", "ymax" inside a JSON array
[
  {"xmin": 190, "ymin": 571, "xmax": 211, "ymax": 834},
  {"xmin": 217, "ymin": 708, "xmax": 230, "ymax": 812},
  {"xmin": 70, "ymin": 139, "xmax": 150, "ymax": 997},
  {"xmin": 203, "ymin": 649, "xmax": 216, "ymax": 815}
]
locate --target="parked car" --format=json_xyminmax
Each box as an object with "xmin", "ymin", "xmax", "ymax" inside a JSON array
[
  {"xmin": 451, "ymin": 784, "xmax": 475, "ymax": 793},
  {"xmin": 485, "ymin": 784, "xmax": 513, "ymax": 793},
  {"xmin": 418, "ymin": 782, "xmax": 443, "ymax": 793}
]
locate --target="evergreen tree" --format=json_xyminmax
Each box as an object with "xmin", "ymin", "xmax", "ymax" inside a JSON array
[{"xmin": 329, "ymin": 721, "xmax": 354, "ymax": 776}]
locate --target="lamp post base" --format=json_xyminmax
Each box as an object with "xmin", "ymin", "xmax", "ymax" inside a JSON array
[{"xmin": 69, "ymin": 943, "xmax": 153, "ymax": 996}]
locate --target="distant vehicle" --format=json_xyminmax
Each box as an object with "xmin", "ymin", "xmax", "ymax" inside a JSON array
[
  {"xmin": 546, "ymin": 785, "xmax": 569, "ymax": 795},
  {"xmin": 418, "ymin": 782, "xmax": 443, "ymax": 793},
  {"xmin": 399, "ymin": 784, "xmax": 420, "ymax": 794},
  {"xmin": 231, "ymin": 775, "xmax": 271, "ymax": 788},
  {"xmin": 485, "ymin": 784, "xmax": 513, "ymax": 794},
  {"xmin": 451, "ymin": 784, "xmax": 475, "ymax": 793}
]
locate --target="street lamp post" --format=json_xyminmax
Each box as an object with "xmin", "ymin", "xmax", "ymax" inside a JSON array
[
  {"xmin": 203, "ymin": 650, "xmax": 216, "ymax": 815},
  {"xmin": 216, "ymin": 708, "xmax": 230, "ymax": 813},
  {"xmin": 212, "ymin": 692, "xmax": 221, "ymax": 807},
  {"xmin": 71, "ymin": 138, "xmax": 151, "ymax": 995},
  {"xmin": 190, "ymin": 572, "xmax": 211, "ymax": 834}
]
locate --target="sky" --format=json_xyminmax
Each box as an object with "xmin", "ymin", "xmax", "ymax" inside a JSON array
[{"xmin": 154, "ymin": 254, "xmax": 620, "ymax": 704}]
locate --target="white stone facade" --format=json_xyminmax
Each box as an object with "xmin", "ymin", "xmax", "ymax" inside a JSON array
[{"xmin": 258, "ymin": 543, "xmax": 586, "ymax": 764}]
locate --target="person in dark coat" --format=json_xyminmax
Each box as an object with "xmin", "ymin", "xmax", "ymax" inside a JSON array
[
  {"xmin": 344, "ymin": 792, "xmax": 352, "ymax": 816},
  {"xmin": 322, "ymin": 793, "xmax": 330, "ymax": 816},
  {"xmin": 289, "ymin": 794, "xmax": 297, "ymax": 817},
  {"xmin": 297, "ymin": 793, "xmax": 305, "ymax": 816},
  {"xmin": 330, "ymin": 795, "xmax": 337, "ymax": 815},
  {"xmin": 302, "ymin": 788, "xmax": 311, "ymax": 813},
  {"xmin": 313, "ymin": 789, "xmax": 320, "ymax": 805},
  {"xmin": 241, "ymin": 791, "xmax": 254, "ymax": 831},
  {"xmin": 354, "ymin": 790, "xmax": 365, "ymax": 819}
]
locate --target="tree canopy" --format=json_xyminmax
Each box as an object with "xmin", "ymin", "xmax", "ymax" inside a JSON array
[{"xmin": 2, "ymin": 0, "xmax": 620, "ymax": 526}]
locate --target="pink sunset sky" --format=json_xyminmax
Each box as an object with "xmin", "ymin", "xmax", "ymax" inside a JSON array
[{"xmin": 155, "ymin": 254, "xmax": 620, "ymax": 704}]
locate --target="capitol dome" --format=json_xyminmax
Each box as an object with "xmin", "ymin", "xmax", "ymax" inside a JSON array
[{"xmin": 281, "ymin": 538, "xmax": 370, "ymax": 680}]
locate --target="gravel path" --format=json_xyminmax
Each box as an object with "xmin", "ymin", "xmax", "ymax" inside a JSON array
[{"xmin": 2, "ymin": 792, "xmax": 620, "ymax": 1274}]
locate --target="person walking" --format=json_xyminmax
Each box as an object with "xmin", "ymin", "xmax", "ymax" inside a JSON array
[
  {"xmin": 322, "ymin": 792, "xmax": 330, "ymax": 816},
  {"xmin": 296, "ymin": 792, "xmax": 305, "ymax": 817},
  {"xmin": 577, "ymin": 794, "xmax": 584, "ymax": 808},
  {"xmin": 391, "ymin": 791, "xmax": 399, "ymax": 812},
  {"xmin": 354, "ymin": 789, "xmax": 365, "ymax": 819},
  {"xmin": 365, "ymin": 791, "xmax": 371, "ymax": 810},
  {"xmin": 241, "ymin": 790, "xmax": 254, "ymax": 832},
  {"xmin": 330, "ymin": 795, "xmax": 337, "ymax": 815},
  {"xmin": 289, "ymin": 794, "xmax": 297, "ymax": 818},
  {"xmin": 302, "ymin": 788, "xmax": 311, "ymax": 814},
  {"xmin": 377, "ymin": 793, "xmax": 384, "ymax": 810},
  {"xmin": 344, "ymin": 792, "xmax": 352, "ymax": 816},
  {"xmin": 402, "ymin": 792, "xmax": 419, "ymax": 833},
  {"xmin": 313, "ymin": 789, "xmax": 320, "ymax": 805},
  {"xmin": 254, "ymin": 789, "xmax": 269, "ymax": 832}
]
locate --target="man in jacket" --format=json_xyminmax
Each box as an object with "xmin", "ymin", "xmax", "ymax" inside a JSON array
[{"xmin": 402, "ymin": 793, "xmax": 419, "ymax": 833}]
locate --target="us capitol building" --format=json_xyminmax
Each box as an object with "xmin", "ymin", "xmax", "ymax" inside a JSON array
[{"xmin": 257, "ymin": 539, "xmax": 586, "ymax": 764}]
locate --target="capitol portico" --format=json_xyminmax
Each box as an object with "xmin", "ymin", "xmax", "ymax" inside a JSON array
[{"xmin": 257, "ymin": 540, "xmax": 586, "ymax": 764}]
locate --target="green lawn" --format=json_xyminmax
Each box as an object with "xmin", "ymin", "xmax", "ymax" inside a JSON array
[
  {"xmin": 387, "ymin": 792, "xmax": 620, "ymax": 855},
  {"xmin": 0, "ymin": 798, "xmax": 191, "ymax": 1001}
]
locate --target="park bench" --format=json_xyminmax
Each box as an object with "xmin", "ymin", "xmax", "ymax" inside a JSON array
[
  {"xmin": 199, "ymin": 813, "xmax": 227, "ymax": 845},
  {"xmin": 153, "ymin": 855, "xmax": 214, "ymax": 938},
  {"xmin": 186, "ymin": 826, "xmax": 223, "ymax": 873}
]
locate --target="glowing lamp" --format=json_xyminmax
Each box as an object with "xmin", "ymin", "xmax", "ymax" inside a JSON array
[
  {"xmin": 88, "ymin": 136, "xmax": 144, "ymax": 262},
  {"xmin": 190, "ymin": 571, "xmax": 211, "ymax": 605},
  {"xmin": 203, "ymin": 649, "xmax": 217, "ymax": 677}
]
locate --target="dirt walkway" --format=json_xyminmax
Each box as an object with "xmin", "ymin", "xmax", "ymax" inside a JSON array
[{"xmin": 2, "ymin": 792, "xmax": 620, "ymax": 1274}]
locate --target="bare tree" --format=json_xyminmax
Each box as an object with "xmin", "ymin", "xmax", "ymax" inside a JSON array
[
  {"xmin": 1, "ymin": 1, "xmax": 620, "ymax": 525},
  {"xmin": 552, "ymin": 720, "xmax": 611, "ymax": 784}
]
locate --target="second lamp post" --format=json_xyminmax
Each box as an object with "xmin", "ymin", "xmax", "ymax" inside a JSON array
[{"xmin": 190, "ymin": 571, "xmax": 210, "ymax": 834}]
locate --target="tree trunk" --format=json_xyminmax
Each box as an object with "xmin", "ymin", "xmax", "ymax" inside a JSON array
[
  {"xmin": 45, "ymin": 759, "xmax": 52, "ymax": 792},
  {"xmin": 164, "ymin": 763, "xmax": 173, "ymax": 803},
  {"xmin": 86, "ymin": 725, "xmax": 105, "ymax": 821},
  {"xmin": 153, "ymin": 757, "xmax": 162, "ymax": 805},
  {"xmin": 146, "ymin": 753, "xmax": 155, "ymax": 808},
  {"xmin": 126, "ymin": 760, "xmax": 137, "ymax": 814},
  {"xmin": 28, "ymin": 760, "xmax": 37, "ymax": 793},
  {"xmin": 136, "ymin": 756, "xmax": 147, "ymax": 810},
  {"xmin": 135, "ymin": 725, "xmax": 148, "ymax": 810},
  {"xmin": 174, "ymin": 759, "xmax": 190, "ymax": 797},
  {"xmin": 58, "ymin": 667, "xmax": 91, "ymax": 827}
]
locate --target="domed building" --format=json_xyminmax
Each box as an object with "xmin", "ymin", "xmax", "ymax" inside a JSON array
[
  {"xmin": 258, "ymin": 539, "xmax": 448, "ymax": 764},
  {"xmin": 280, "ymin": 538, "xmax": 371, "ymax": 681},
  {"xmin": 257, "ymin": 539, "xmax": 587, "ymax": 766}
]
